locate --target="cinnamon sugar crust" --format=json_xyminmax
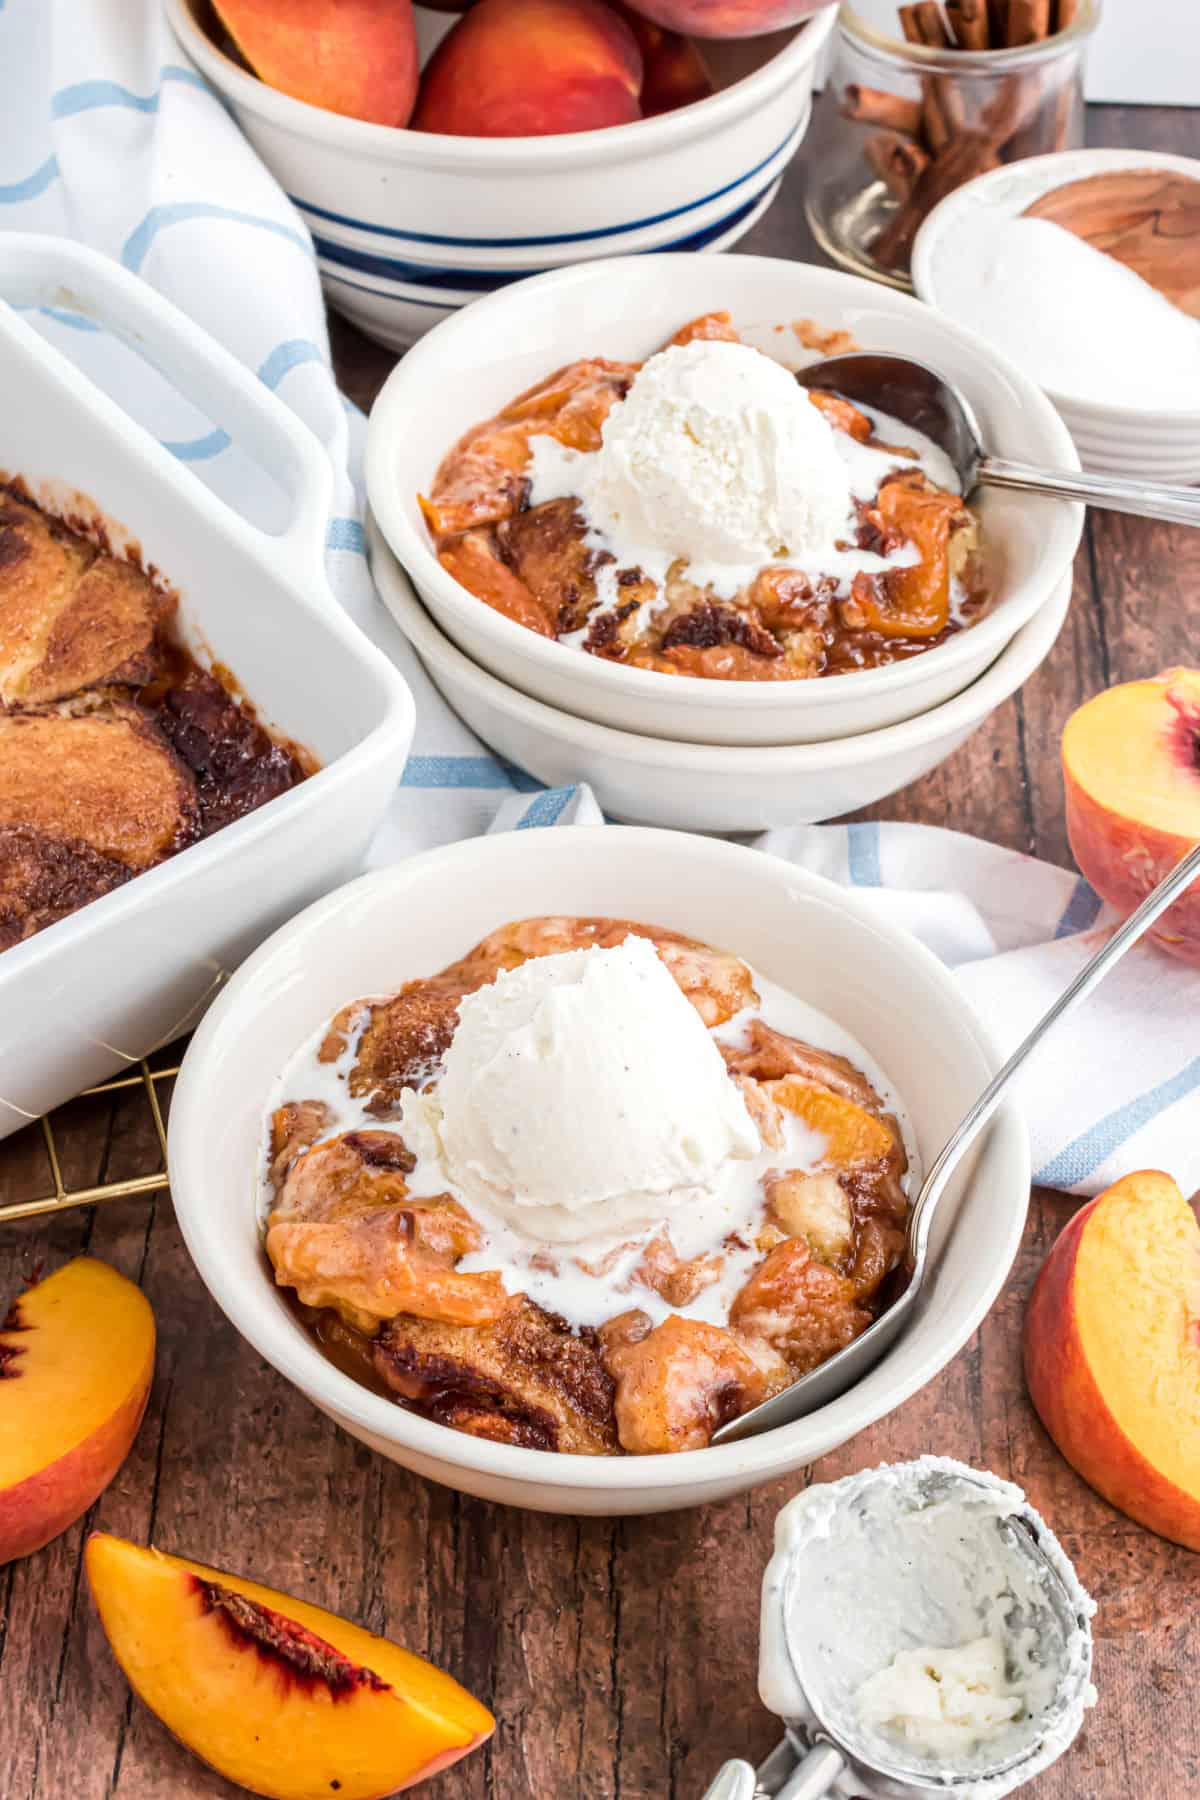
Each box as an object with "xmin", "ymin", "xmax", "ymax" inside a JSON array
[{"xmin": 0, "ymin": 487, "xmax": 312, "ymax": 951}]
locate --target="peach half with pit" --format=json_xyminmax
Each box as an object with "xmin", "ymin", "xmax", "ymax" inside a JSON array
[
  {"xmin": 1024, "ymin": 1169, "xmax": 1200, "ymax": 1551},
  {"xmin": 86, "ymin": 1533, "xmax": 494, "ymax": 1799},
  {"xmin": 211, "ymin": 0, "xmax": 419, "ymax": 127},
  {"xmin": 1063, "ymin": 668, "xmax": 1200, "ymax": 965},
  {"xmin": 0, "ymin": 1257, "xmax": 155, "ymax": 1564}
]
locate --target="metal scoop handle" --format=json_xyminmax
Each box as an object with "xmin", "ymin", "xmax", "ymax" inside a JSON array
[
  {"xmin": 714, "ymin": 838, "xmax": 1200, "ymax": 1443},
  {"xmin": 701, "ymin": 1742, "xmax": 845, "ymax": 1800},
  {"xmin": 979, "ymin": 456, "xmax": 1200, "ymax": 529}
]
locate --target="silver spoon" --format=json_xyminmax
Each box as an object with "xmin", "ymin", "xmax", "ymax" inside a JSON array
[
  {"xmin": 713, "ymin": 840, "xmax": 1200, "ymax": 1445},
  {"xmin": 796, "ymin": 352, "xmax": 1200, "ymax": 529}
]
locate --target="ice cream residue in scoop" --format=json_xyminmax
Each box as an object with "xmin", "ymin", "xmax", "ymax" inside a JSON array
[
  {"xmin": 400, "ymin": 935, "xmax": 761, "ymax": 1245},
  {"xmin": 856, "ymin": 1636, "xmax": 1025, "ymax": 1756}
]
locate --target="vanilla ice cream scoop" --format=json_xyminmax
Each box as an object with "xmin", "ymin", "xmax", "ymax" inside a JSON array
[
  {"xmin": 579, "ymin": 338, "xmax": 853, "ymax": 573},
  {"xmin": 400, "ymin": 936, "xmax": 761, "ymax": 1244}
]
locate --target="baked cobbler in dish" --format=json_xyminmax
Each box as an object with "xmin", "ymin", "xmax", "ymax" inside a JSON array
[
  {"xmin": 420, "ymin": 311, "xmax": 987, "ymax": 682},
  {"xmin": 263, "ymin": 918, "xmax": 914, "ymax": 1456},
  {"xmin": 0, "ymin": 486, "xmax": 313, "ymax": 950}
]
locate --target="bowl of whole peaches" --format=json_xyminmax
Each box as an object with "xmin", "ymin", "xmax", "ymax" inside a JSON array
[{"xmin": 165, "ymin": 0, "xmax": 837, "ymax": 347}]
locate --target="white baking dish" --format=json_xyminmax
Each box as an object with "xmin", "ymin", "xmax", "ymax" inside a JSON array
[{"xmin": 0, "ymin": 235, "xmax": 414, "ymax": 1139}]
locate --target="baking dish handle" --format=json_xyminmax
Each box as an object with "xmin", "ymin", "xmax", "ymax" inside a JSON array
[{"xmin": 0, "ymin": 234, "xmax": 332, "ymax": 576}]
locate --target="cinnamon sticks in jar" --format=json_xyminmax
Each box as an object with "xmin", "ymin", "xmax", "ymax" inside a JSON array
[{"xmin": 841, "ymin": 0, "xmax": 1086, "ymax": 275}]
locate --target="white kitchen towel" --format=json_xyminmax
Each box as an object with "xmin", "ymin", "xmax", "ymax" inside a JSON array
[{"xmin": 1, "ymin": 1, "xmax": 1197, "ymax": 1199}]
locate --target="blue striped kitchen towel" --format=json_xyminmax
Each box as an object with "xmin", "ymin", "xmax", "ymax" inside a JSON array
[{"xmin": 1, "ymin": 3, "xmax": 1196, "ymax": 1199}]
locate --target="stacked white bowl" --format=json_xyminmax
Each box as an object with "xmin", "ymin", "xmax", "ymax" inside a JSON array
[
  {"xmin": 366, "ymin": 254, "xmax": 1084, "ymax": 830},
  {"xmin": 165, "ymin": 0, "xmax": 837, "ymax": 350},
  {"xmin": 912, "ymin": 149, "xmax": 1200, "ymax": 484}
]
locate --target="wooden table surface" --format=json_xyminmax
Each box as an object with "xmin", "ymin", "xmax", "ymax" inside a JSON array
[{"xmin": 3, "ymin": 99, "xmax": 1199, "ymax": 1800}]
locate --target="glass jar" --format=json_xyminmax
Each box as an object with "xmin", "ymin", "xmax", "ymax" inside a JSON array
[{"xmin": 805, "ymin": 0, "xmax": 1100, "ymax": 289}]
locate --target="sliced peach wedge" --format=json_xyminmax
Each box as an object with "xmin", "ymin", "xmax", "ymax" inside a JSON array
[
  {"xmin": 0, "ymin": 1257, "xmax": 155, "ymax": 1563},
  {"xmin": 86, "ymin": 1534, "xmax": 494, "ymax": 1800},
  {"xmin": 1024, "ymin": 1170, "xmax": 1200, "ymax": 1550},
  {"xmin": 768, "ymin": 1076, "xmax": 895, "ymax": 1168}
]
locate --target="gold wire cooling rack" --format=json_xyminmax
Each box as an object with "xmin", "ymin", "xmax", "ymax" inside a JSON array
[{"xmin": 0, "ymin": 1060, "xmax": 178, "ymax": 1225}]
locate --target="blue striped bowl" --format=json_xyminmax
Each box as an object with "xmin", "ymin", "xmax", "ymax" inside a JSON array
[{"xmin": 166, "ymin": 0, "xmax": 837, "ymax": 349}]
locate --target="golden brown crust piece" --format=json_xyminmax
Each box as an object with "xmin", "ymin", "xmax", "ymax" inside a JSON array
[
  {"xmin": 496, "ymin": 497, "xmax": 604, "ymax": 635},
  {"xmin": 266, "ymin": 1129, "xmax": 504, "ymax": 1332},
  {"xmin": 0, "ymin": 700, "xmax": 198, "ymax": 868},
  {"xmin": 604, "ymin": 1315, "xmax": 769, "ymax": 1453},
  {"xmin": 0, "ymin": 494, "xmax": 168, "ymax": 705},
  {"xmin": 374, "ymin": 1297, "xmax": 620, "ymax": 1455},
  {"xmin": 0, "ymin": 823, "xmax": 132, "ymax": 949},
  {"xmin": 729, "ymin": 1238, "xmax": 872, "ymax": 1376}
]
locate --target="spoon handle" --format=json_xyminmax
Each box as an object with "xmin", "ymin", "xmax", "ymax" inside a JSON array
[
  {"xmin": 978, "ymin": 457, "xmax": 1200, "ymax": 529},
  {"xmin": 909, "ymin": 841, "xmax": 1200, "ymax": 1264}
]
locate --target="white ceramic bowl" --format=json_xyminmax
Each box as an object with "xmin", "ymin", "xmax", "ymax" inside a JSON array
[
  {"xmin": 165, "ymin": 0, "xmax": 835, "ymax": 350},
  {"xmin": 0, "ymin": 236, "xmax": 414, "ymax": 1138},
  {"xmin": 370, "ymin": 519, "xmax": 1071, "ymax": 831},
  {"xmin": 169, "ymin": 828, "xmax": 1029, "ymax": 1515},
  {"xmin": 913, "ymin": 149, "xmax": 1200, "ymax": 482},
  {"xmin": 366, "ymin": 254, "xmax": 1083, "ymax": 748}
]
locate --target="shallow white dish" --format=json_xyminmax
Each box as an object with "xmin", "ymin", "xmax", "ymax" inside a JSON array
[
  {"xmin": 367, "ymin": 254, "xmax": 1082, "ymax": 748},
  {"xmin": 169, "ymin": 826, "xmax": 1029, "ymax": 1515},
  {"xmin": 912, "ymin": 149, "xmax": 1200, "ymax": 482},
  {"xmin": 368, "ymin": 519, "xmax": 1070, "ymax": 832},
  {"xmin": 0, "ymin": 235, "xmax": 414, "ymax": 1139},
  {"xmin": 165, "ymin": 0, "xmax": 834, "ymax": 350}
]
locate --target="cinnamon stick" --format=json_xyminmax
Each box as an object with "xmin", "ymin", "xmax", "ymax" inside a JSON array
[
  {"xmin": 1006, "ymin": 0, "xmax": 1051, "ymax": 43},
  {"xmin": 899, "ymin": 1, "xmax": 952, "ymax": 46},
  {"xmin": 1054, "ymin": 0, "xmax": 1079, "ymax": 26},
  {"xmin": 865, "ymin": 131, "xmax": 932, "ymax": 201},
  {"xmin": 945, "ymin": 0, "xmax": 991, "ymax": 47},
  {"xmin": 843, "ymin": 84, "xmax": 924, "ymax": 137},
  {"xmin": 872, "ymin": 131, "xmax": 1002, "ymax": 270},
  {"xmin": 898, "ymin": 2, "xmax": 956, "ymax": 155},
  {"xmin": 986, "ymin": 0, "xmax": 1009, "ymax": 41}
]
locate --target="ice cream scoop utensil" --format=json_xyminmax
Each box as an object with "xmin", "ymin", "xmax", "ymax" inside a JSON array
[
  {"xmin": 727, "ymin": 1461, "xmax": 1095, "ymax": 1800},
  {"xmin": 796, "ymin": 353, "xmax": 1200, "ymax": 528},
  {"xmin": 714, "ymin": 838, "xmax": 1200, "ymax": 1444}
]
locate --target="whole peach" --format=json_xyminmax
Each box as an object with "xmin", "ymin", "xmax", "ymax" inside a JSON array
[
  {"xmin": 212, "ymin": 0, "xmax": 419, "ymax": 126},
  {"xmin": 412, "ymin": 0, "xmax": 643, "ymax": 136},
  {"xmin": 622, "ymin": 0, "xmax": 829, "ymax": 39}
]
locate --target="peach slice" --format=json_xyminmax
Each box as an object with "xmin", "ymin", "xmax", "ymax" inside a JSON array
[
  {"xmin": 769, "ymin": 1076, "xmax": 895, "ymax": 1169},
  {"xmin": 211, "ymin": 0, "xmax": 419, "ymax": 127},
  {"xmin": 1063, "ymin": 669, "xmax": 1200, "ymax": 965},
  {"xmin": 412, "ymin": 0, "xmax": 643, "ymax": 136},
  {"xmin": 1024, "ymin": 1170, "xmax": 1200, "ymax": 1550},
  {"xmin": 0, "ymin": 1258, "xmax": 154, "ymax": 1564},
  {"xmin": 86, "ymin": 1534, "xmax": 494, "ymax": 1799}
]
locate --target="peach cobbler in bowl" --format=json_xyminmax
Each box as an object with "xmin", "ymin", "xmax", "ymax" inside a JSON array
[
  {"xmin": 261, "ymin": 916, "xmax": 914, "ymax": 1457},
  {"xmin": 419, "ymin": 311, "xmax": 987, "ymax": 686}
]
